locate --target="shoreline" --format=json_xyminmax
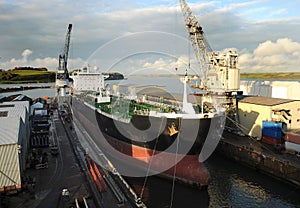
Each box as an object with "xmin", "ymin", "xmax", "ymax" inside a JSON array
[{"xmin": 0, "ymin": 85, "xmax": 53, "ymax": 93}]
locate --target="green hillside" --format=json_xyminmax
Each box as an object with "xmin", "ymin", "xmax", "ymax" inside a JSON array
[
  {"xmin": 0, "ymin": 67, "xmax": 56, "ymax": 84},
  {"xmin": 240, "ymin": 72, "xmax": 300, "ymax": 80}
]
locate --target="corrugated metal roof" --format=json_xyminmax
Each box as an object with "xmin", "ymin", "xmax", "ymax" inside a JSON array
[
  {"xmin": 0, "ymin": 101, "xmax": 29, "ymax": 122},
  {"xmin": 0, "ymin": 117, "xmax": 21, "ymax": 145},
  {"xmin": 0, "ymin": 101, "xmax": 30, "ymax": 112},
  {"xmin": 0, "ymin": 144, "xmax": 21, "ymax": 189},
  {"xmin": 239, "ymin": 96, "xmax": 295, "ymax": 106}
]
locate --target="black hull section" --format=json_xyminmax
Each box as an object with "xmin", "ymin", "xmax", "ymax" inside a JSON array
[{"xmin": 71, "ymin": 97, "xmax": 220, "ymax": 156}]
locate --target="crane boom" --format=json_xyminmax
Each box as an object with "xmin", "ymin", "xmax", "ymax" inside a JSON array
[
  {"xmin": 56, "ymin": 24, "xmax": 72, "ymax": 96},
  {"xmin": 179, "ymin": 0, "xmax": 240, "ymax": 92},
  {"xmin": 58, "ymin": 24, "xmax": 72, "ymax": 76},
  {"xmin": 63, "ymin": 24, "xmax": 72, "ymax": 71},
  {"xmin": 179, "ymin": 0, "xmax": 212, "ymax": 89}
]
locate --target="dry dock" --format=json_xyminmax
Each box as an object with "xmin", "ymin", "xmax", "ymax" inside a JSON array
[{"xmin": 218, "ymin": 131, "xmax": 300, "ymax": 187}]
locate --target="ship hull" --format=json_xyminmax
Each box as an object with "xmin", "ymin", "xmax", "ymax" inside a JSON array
[{"xmin": 71, "ymin": 96, "xmax": 221, "ymax": 187}]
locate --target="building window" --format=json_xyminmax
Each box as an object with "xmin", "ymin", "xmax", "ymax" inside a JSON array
[
  {"xmin": 0, "ymin": 111, "xmax": 8, "ymax": 117},
  {"xmin": 0, "ymin": 104, "xmax": 14, "ymax": 108}
]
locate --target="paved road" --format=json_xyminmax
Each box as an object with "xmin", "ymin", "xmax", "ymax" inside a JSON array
[{"xmin": 10, "ymin": 110, "xmax": 96, "ymax": 208}]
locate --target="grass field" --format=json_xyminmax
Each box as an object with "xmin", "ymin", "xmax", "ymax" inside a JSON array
[
  {"xmin": 11, "ymin": 70, "xmax": 51, "ymax": 76},
  {"xmin": 0, "ymin": 70, "xmax": 56, "ymax": 84},
  {"xmin": 240, "ymin": 72, "xmax": 300, "ymax": 80}
]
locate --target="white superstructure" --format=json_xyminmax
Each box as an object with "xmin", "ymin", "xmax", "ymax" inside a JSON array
[{"xmin": 70, "ymin": 68, "xmax": 108, "ymax": 92}]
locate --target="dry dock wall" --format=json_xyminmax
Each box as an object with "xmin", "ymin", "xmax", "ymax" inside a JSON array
[{"xmin": 217, "ymin": 135, "xmax": 300, "ymax": 187}]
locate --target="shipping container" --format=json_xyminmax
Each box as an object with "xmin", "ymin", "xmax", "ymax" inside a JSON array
[
  {"xmin": 285, "ymin": 141, "xmax": 300, "ymax": 153},
  {"xmin": 262, "ymin": 121, "xmax": 282, "ymax": 139},
  {"xmin": 285, "ymin": 133, "xmax": 300, "ymax": 145},
  {"xmin": 261, "ymin": 135, "xmax": 282, "ymax": 145}
]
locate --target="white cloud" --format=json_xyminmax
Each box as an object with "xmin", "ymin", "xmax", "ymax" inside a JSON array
[
  {"xmin": 22, "ymin": 49, "xmax": 33, "ymax": 61},
  {"xmin": 0, "ymin": 0, "xmax": 300, "ymax": 75},
  {"xmin": 0, "ymin": 49, "xmax": 84, "ymax": 71},
  {"xmin": 271, "ymin": 8, "xmax": 288, "ymax": 16},
  {"xmin": 239, "ymin": 38, "xmax": 300, "ymax": 72}
]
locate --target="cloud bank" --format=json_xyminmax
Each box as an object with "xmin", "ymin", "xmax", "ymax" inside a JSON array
[
  {"xmin": 0, "ymin": 0, "xmax": 299, "ymax": 74},
  {"xmin": 239, "ymin": 38, "xmax": 300, "ymax": 72}
]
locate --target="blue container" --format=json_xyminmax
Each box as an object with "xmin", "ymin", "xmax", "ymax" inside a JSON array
[{"xmin": 262, "ymin": 121, "xmax": 282, "ymax": 139}]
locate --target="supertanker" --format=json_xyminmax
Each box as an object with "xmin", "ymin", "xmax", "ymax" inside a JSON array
[{"xmin": 70, "ymin": 71, "xmax": 224, "ymax": 188}]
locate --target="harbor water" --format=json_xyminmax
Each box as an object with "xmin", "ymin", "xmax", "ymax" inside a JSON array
[
  {"xmin": 1, "ymin": 79, "xmax": 300, "ymax": 208},
  {"xmin": 125, "ymin": 153, "xmax": 300, "ymax": 208}
]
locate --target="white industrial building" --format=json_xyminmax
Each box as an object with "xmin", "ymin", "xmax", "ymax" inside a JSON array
[
  {"xmin": 0, "ymin": 101, "xmax": 30, "ymax": 194},
  {"xmin": 0, "ymin": 117, "xmax": 25, "ymax": 193},
  {"xmin": 240, "ymin": 80, "xmax": 300, "ymax": 100},
  {"xmin": 238, "ymin": 96, "xmax": 300, "ymax": 138},
  {"xmin": 0, "ymin": 101, "xmax": 30, "ymax": 152}
]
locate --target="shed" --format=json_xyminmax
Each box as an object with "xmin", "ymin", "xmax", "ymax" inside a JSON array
[
  {"xmin": 31, "ymin": 102, "xmax": 45, "ymax": 115},
  {"xmin": 0, "ymin": 117, "xmax": 24, "ymax": 194},
  {"xmin": 238, "ymin": 96, "xmax": 300, "ymax": 138},
  {"xmin": 0, "ymin": 101, "xmax": 30, "ymax": 154}
]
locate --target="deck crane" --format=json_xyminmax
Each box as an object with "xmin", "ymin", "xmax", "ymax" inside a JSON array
[
  {"xmin": 179, "ymin": 0, "xmax": 240, "ymax": 92},
  {"xmin": 56, "ymin": 24, "xmax": 72, "ymax": 96}
]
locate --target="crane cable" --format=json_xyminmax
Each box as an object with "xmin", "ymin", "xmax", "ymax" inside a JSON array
[
  {"xmin": 139, "ymin": 116, "xmax": 166, "ymax": 201},
  {"xmin": 169, "ymin": 118, "xmax": 181, "ymax": 208},
  {"xmin": 225, "ymin": 115, "xmax": 279, "ymax": 155}
]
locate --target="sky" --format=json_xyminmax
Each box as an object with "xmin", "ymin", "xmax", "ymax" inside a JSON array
[{"xmin": 0, "ymin": 0, "xmax": 300, "ymax": 75}]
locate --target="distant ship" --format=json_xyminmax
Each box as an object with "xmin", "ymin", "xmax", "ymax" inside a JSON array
[{"xmin": 70, "ymin": 70, "xmax": 224, "ymax": 188}]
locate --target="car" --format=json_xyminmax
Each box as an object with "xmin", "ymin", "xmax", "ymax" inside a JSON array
[
  {"xmin": 61, "ymin": 188, "xmax": 70, "ymax": 198},
  {"xmin": 50, "ymin": 145, "xmax": 59, "ymax": 155},
  {"xmin": 35, "ymin": 163, "xmax": 48, "ymax": 170}
]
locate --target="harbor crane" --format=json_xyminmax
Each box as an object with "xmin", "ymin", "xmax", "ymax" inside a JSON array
[
  {"xmin": 56, "ymin": 24, "xmax": 72, "ymax": 96},
  {"xmin": 179, "ymin": 0, "xmax": 240, "ymax": 92}
]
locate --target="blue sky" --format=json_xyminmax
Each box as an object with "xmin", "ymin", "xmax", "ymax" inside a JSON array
[{"xmin": 0, "ymin": 0, "xmax": 300, "ymax": 74}]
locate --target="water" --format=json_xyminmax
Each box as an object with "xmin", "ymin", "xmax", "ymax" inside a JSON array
[
  {"xmin": 1, "ymin": 79, "xmax": 300, "ymax": 207},
  {"xmin": 0, "ymin": 83, "xmax": 56, "ymax": 98},
  {"xmin": 125, "ymin": 153, "xmax": 300, "ymax": 208}
]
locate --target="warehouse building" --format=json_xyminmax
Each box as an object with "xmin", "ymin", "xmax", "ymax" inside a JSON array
[
  {"xmin": 0, "ymin": 117, "xmax": 25, "ymax": 194},
  {"xmin": 238, "ymin": 96, "xmax": 300, "ymax": 138},
  {"xmin": 240, "ymin": 80, "xmax": 300, "ymax": 100},
  {"xmin": 0, "ymin": 101, "xmax": 30, "ymax": 194},
  {"xmin": 0, "ymin": 101, "xmax": 30, "ymax": 153}
]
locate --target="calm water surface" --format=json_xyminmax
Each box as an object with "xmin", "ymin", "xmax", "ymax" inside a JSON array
[
  {"xmin": 126, "ymin": 153, "xmax": 300, "ymax": 208},
  {"xmin": 0, "ymin": 83, "xmax": 56, "ymax": 98}
]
